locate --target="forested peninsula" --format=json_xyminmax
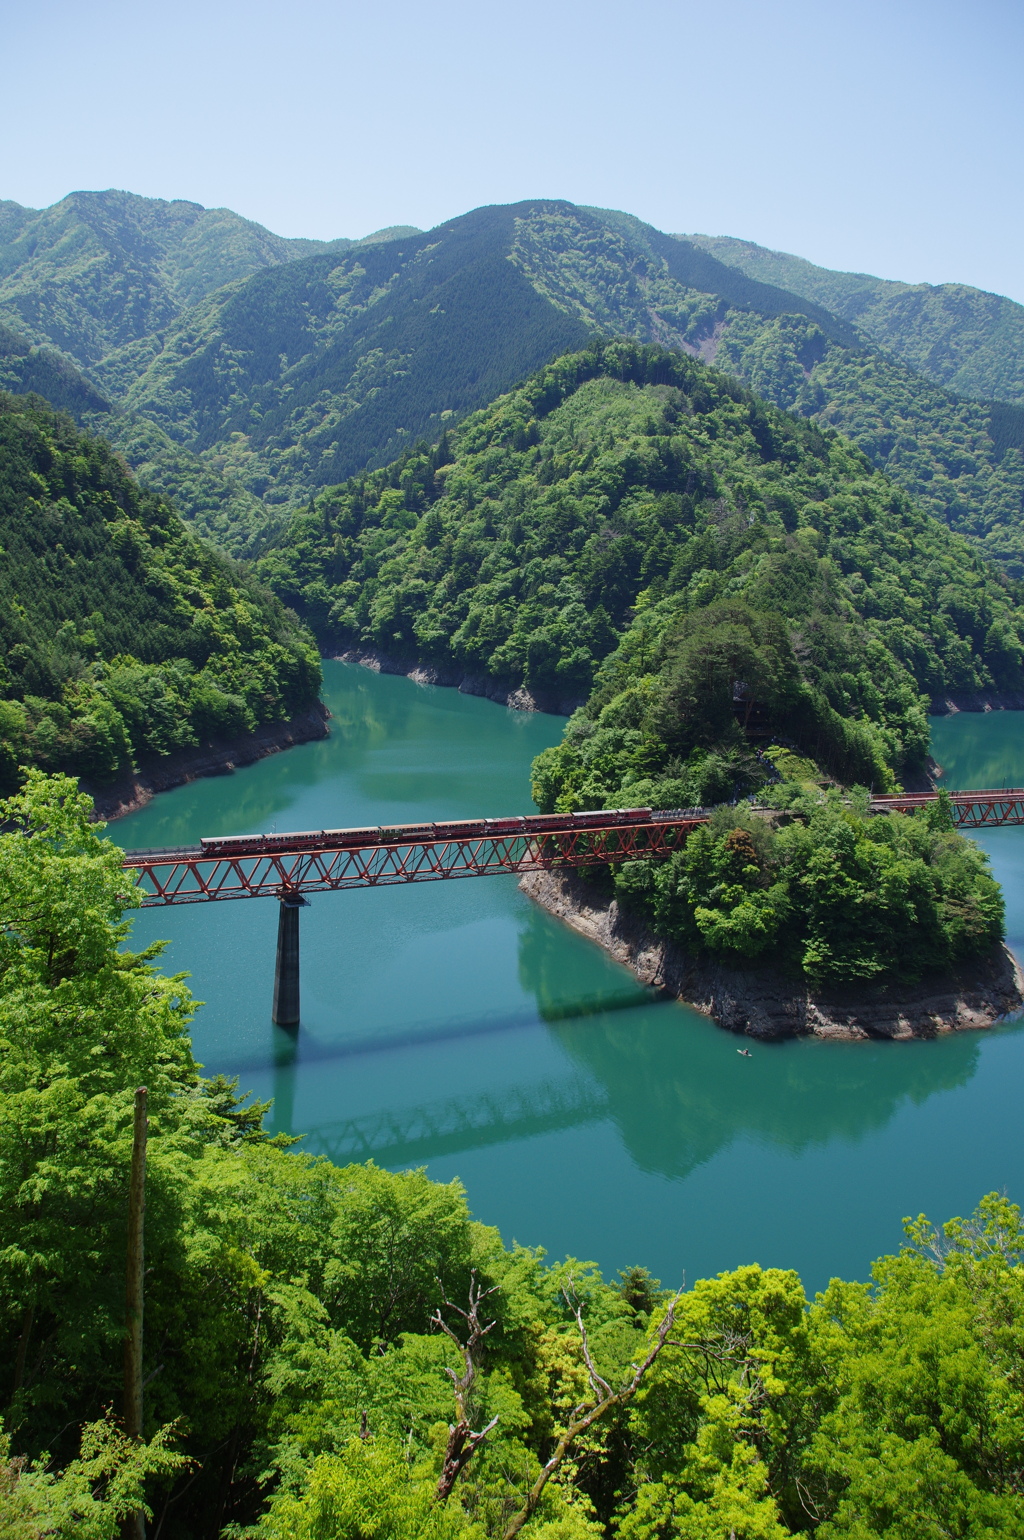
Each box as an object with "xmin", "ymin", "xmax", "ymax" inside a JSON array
[
  {"xmin": 4, "ymin": 773, "xmax": 1024, "ymax": 1538},
  {"xmin": 256, "ymin": 340, "xmax": 1023, "ymax": 1014},
  {"xmin": 0, "ymin": 393, "xmax": 325, "ymax": 810}
]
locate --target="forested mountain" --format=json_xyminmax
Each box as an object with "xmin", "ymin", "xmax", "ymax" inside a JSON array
[
  {"xmin": 684, "ymin": 230, "xmax": 1024, "ymax": 405},
  {"xmin": 5, "ymin": 192, "xmax": 1024, "ymax": 573},
  {"xmin": 107, "ymin": 200, "xmax": 854, "ymax": 511},
  {"xmin": 260, "ymin": 341, "xmax": 1024, "ymax": 770},
  {"xmin": 0, "ymin": 392, "xmax": 321, "ymax": 790},
  {"xmin": 0, "ymin": 190, "xmax": 417, "ymax": 366},
  {"xmin": 0, "ymin": 322, "xmax": 111, "ymax": 418},
  {"xmin": 102, "ymin": 199, "xmax": 1024, "ymax": 575},
  {"xmin": 706, "ymin": 307, "xmax": 1024, "ymax": 575}
]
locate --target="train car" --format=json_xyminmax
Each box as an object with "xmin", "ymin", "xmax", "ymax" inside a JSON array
[
  {"xmin": 378, "ymin": 824, "xmax": 436, "ymax": 843},
  {"xmin": 123, "ymin": 844, "xmax": 202, "ymax": 863},
  {"xmin": 431, "ymin": 819, "xmax": 491, "ymax": 840},
  {"xmin": 200, "ymin": 832, "xmax": 268, "ymax": 856},
  {"xmin": 264, "ymin": 830, "xmax": 323, "ymax": 850},
  {"xmin": 572, "ymin": 807, "xmax": 653, "ymax": 827},
  {"xmin": 485, "ymin": 816, "xmax": 530, "ymax": 834},
  {"xmin": 319, "ymin": 826, "xmax": 386, "ymax": 849},
  {"xmin": 524, "ymin": 813, "xmax": 575, "ymax": 832}
]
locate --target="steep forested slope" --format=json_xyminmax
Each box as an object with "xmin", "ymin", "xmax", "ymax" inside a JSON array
[
  {"xmin": 6, "ymin": 193, "xmax": 1024, "ymax": 574},
  {"xmin": 685, "ymin": 231, "xmax": 1024, "ymax": 405},
  {"xmin": 110, "ymin": 201, "xmax": 1024, "ymax": 573},
  {"xmin": 259, "ymin": 342, "xmax": 1024, "ymax": 790},
  {"xmin": 0, "ymin": 323, "xmax": 111, "ymax": 418},
  {"xmin": 0, "ymin": 190, "xmax": 369, "ymax": 366},
  {"xmin": 708, "ymin": 309, "xmax": 1024, "ymax": 574},
  {"xmin": 0, "ymin": 393, "xmax": 321, "ymax": 790}
]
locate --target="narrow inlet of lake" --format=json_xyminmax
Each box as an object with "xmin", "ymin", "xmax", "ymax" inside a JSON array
[{"xmin": 114, "ymin": 665, "xmax": 1024, "ymax": 1294}]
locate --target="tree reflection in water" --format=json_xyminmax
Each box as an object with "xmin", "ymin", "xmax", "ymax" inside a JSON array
[{"xmin": 517, "ymin": 899, "xmax": 989, "ymax": 1182}]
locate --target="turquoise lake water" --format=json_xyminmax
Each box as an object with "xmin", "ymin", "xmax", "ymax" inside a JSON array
[{"xmin": 113, "ymin": 668, "xmax": 1024, "ymax": 1294}]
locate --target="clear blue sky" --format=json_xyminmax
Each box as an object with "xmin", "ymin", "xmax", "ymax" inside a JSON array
[{"xmin": 4, "ymin": 0, "xmax": 1023, "ymax": 301}]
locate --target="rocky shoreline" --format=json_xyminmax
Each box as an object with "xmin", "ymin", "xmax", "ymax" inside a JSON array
[
  {"xmin": 930, "ymin": 690, "xmax": 1024, "ymax": 714},
  {"xmin": 337, "ymin": 648, "xmax": 1024, "ymax": 724},
  {"xmin": 333, "ymin": 648, "xmax": 585, "ymax": 716},
  {"xmin": 520, "ymin": 867, "xmax": 1024, "ymax": 1040},
  {"xmin": 85, "ymin": 702, "xmax": 330, "ymax": 821}
]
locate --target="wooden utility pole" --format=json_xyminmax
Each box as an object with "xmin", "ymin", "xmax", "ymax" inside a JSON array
[{"xmin": 124, "ymin": 1086, "xmax": 148, "ymax": 1539}]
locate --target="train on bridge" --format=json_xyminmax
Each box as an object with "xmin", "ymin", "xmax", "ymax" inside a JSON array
[
  {"xmin": 128, "ymin": 804, "xmax": 711, "ymax": 866},
  {"xmin": 120, "ymin": 787, "xmax": 1024, "ymax": 1030}
]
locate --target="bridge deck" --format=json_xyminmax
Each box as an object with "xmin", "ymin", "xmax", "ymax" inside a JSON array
[
  {"xmin": 119, "ymin": 790, "xmax": 1024, "ymax": 906},
  {"xmin": 121, "ymin": 808, "xmax": 707, "ymax": 905}
]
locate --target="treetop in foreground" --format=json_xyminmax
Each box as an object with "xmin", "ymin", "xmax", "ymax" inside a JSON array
[{"xmin": 2, "ymin": 778, "xmax": 1023, "ymax": 1537}]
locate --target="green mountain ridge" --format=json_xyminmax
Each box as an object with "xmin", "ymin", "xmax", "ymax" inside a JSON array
[
  {"xmin": 111, "ymin": 196, "xmax": 857, "ymax": 512},
  {"xmin": 0, "ymin": 189, "xmax": 418, "ymax": 365},
  {"xmin": 260, "ymin": 340, "xmax": 1024, "ymax": 759},
  {"xmin": 102, "ymin": 199, "xmax": 1024, "ymax": 575},
  {"xmin": 683, "ymin": 231, "xmax": 1024, "ymax": 405},
  {"xmin": 4, "ymin": 191, "xmax": 1024, "ymax": 577}
]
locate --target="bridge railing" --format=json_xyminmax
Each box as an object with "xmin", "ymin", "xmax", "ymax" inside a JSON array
[{"xmin": 121, "ymin": 807, "xmax": 711, "ymax": 907}]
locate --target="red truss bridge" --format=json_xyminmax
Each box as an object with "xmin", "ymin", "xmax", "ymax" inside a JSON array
[
  {"xmin": 120, "ymin": 807, "xmax": 707, "ymax": 1029},
  {"xmin": 121, "ymin": 807, "xmax": 708, "ymax": 907},
  {"xmin": 869, "ymin": 788, "xmax": 1024, "ymax": 828},
  {"xmin": 120, "ymin": 791, "xmax": 1024, "ymax": 1029}
]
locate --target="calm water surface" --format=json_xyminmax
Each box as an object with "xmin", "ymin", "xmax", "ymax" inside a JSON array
[{"xmin": 115, "ymin": 667, "xmax": 1024, "ymax": 1292}]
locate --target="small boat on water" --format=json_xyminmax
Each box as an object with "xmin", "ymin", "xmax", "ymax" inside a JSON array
[{"xmin": 737, "ymin": 1048, "xmax": 752, "ymax": 1057}]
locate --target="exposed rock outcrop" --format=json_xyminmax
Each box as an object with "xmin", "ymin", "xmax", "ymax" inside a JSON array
[
  {"xmin": 334, "ymin": 649, "xmax": 584, "ymax": 716},
  {"xmin": 520, "ymin": 867, "xmax": 1024, "ymax": 1040},
  {"xmin": 86, "ymin": 702, "xmax": 330, "ymax": 821},
  {"xmin": 930, "ymin": 692, "xmax": 1024, "ymax": 713}
]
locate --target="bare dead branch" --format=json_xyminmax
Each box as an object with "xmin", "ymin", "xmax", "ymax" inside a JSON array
[
  {"xmin": 502, "ymin": 1287, "xmax": 690, "ymax": 1540},
  {"xmin": 561, "ymin": 1284, "xmax": 613, "ymax": 1404},
  {"xmin": 432, "ymin": 1271, "xmax": 500, "ymax": 1501}
]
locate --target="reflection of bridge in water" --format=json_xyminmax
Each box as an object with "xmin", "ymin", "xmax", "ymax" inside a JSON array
[{"xmin": 303, "ymin": 1076, "xmax": 609, "ymax": 1168}]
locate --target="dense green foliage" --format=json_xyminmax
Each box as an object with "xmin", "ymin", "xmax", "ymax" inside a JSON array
[
  {"xmin": 2, "ymin": 776, "xmax": 1024, "ymax": 1538},
  {"xmin": 259, "ymin": 341, "xmax": 1024, "ymax": 765},
  {"xmin": 0, "ymin": 324, "xmax": 111, "ymax": 420},
  {"xmin": 608, "ymin": 796, "xmax": 1002, "ymax": 983},
  {"xmin": 711, "ymin": 311, "xmax": 1024, "ymax": 576},
  {"xmin": 0, "ymin": 190, "xmax": 355, "ymax": 367},
  {"xmin": 0, "ymin": 394, "xmax": 321, "ymax": 787},
  {"xmin": 7, "ymin": 195, "xmax": 1024, "ymax": 575},
  {"xmin": 96, "ymin": 409, "xmax": 286, "ymax": 557},
  {"xmin": 686, "ymin": 232, "xmax": 1024, "ymax": 406}
]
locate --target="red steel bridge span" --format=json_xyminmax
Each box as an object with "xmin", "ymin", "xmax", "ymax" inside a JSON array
[{"xmin": 120, "ymin": 790, "xmax": 1024, "ymax": 1028}]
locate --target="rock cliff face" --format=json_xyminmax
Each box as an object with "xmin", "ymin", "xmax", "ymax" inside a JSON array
[
  {"xmin": 86, "ymin": 702, "xmax": 330, "ymax": 821},
  {"xmin": 334, "ymin": 650, "xmax": 585, "ymax": 716},
  {"xmin": 520, "ymin": 868, "xmax": 1024, "ymax": 1040}
]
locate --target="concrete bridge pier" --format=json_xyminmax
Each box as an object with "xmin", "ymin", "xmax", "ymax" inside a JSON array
[{"xmin": 272, "ymin": 894, "xmax": 309, "ymax": 1028}]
